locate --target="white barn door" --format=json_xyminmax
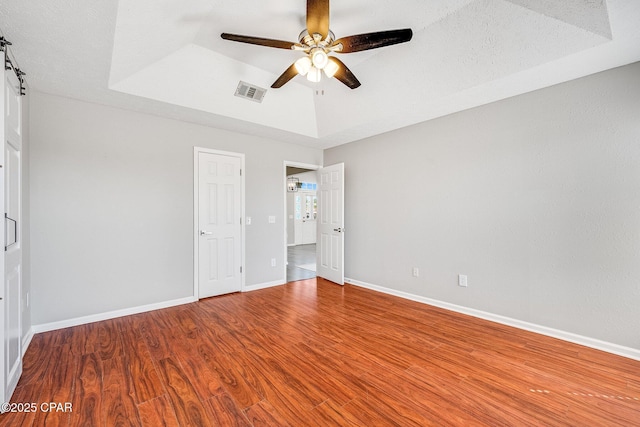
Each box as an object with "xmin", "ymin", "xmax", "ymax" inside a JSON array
[
  {"xmin": 0, "ymin": 61, "xmax": 22, "ymax": 405},
  {"xmin": 316, "ymin": 163, "xmax": 344, "ymax": 285},
  {"xmin": 195, "ymin": 149, "xmax": 244, "ymax": 298}
]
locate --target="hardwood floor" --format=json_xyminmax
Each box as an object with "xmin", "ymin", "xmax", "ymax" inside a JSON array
[{"xmin": 2, "ymin": 278, "xmax": 639, "ymax": 426}]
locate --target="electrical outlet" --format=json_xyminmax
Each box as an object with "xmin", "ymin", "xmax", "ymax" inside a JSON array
[
  {"xmin": 458, "ymin": 274, "xmax": 468, "ymax": 287},
  {"xmin": 271, "ymin": 258, "xmax": 276, "ymax": 267},
  {"xmin": 412, "ymin": 267, "xmax": 419, "ymax": 277},
  {"xmin": 246, "ymin": 217, "xmax": 252, "ymax": 225},
  {"xmin": 268, "ymin": 216, "xmax": 276, "ymax": 224}
]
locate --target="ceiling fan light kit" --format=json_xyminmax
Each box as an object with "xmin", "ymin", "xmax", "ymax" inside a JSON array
[
  {"xmin": 311, "ymin": 48, "xmax": 329, "ymax": 69},
  {"xmin": 221, "ymin": 0, "xmax": 412, "ymax": 89},
  {"xmin": 323, "ymin": 58, "xmax": 339, "ymax": 79},
  {"xmin": 294, "ymin": 56, "xmax": 312, "ymax": 75}
]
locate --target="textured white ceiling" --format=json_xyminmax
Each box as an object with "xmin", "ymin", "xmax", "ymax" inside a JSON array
[{"xmin": 1, "ymin": 0, "xmax": 639, "ymax": 148}]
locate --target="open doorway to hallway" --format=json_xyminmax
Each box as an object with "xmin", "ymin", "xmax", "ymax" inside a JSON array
[
  {"xmin": 285, "ymin": 164, "xmax": 319, "ymax": 282},
  {"xmin": 287, "ymin": 244, "xmax": 316, "ymax": 281}
]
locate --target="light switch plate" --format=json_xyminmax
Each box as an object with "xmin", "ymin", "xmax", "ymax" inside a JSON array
[{"xmin": 458, "ymin": 274, "xmax": 468, "ymax": 287}]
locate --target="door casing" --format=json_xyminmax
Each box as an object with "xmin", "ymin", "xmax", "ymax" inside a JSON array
[{"xmin": 283, "ymin": 161, "xmax": 320, "ymax": 281}]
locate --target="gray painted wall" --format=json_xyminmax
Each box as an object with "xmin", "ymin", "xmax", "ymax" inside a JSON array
[
  {"xmin": 29, "ymin": 91, "xmax": 322, "ymax": 325},
  {"xmin": 325, "ymin": 62, "xmax": 640, "ymax": 350}
]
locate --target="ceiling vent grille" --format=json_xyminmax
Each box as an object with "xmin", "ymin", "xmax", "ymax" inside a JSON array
[{"xmin": 235, "ymin": 81, "xmax": 266, "ymax": 103}]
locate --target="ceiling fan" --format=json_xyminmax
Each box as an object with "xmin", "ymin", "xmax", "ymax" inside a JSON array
[{"xmin": 221, "ymin": 0, "xmax": 412, "ymax": 89}]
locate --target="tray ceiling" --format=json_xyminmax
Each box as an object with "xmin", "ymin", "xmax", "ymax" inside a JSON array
[{"xmin": 1, "ymin": 0, "xmax": 639, "ymax": 148}]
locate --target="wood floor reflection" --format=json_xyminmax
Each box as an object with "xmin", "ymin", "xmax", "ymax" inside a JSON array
[{"xmin": 3, "ymin": 278, "xmax": 639, "ymax": 426}]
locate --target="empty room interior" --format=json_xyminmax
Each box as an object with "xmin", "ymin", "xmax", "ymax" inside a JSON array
[{"xmin": 0, "ymin": 0, "xmax": 639, "ymax": 425}]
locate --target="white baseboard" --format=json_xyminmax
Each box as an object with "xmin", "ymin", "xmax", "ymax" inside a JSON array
[
  {"xmin": 21, "ymin": 327, "xmax": 34, "ymax": 357},
  {"xmin": 29, "ymin": 280, "xmax": 287, "ymax": 336},
  {"xmin": 32, "ymin": 296, "xmax": 197, "ymax": 334},
  {"xmin": 243, "ymin": 280, "xmax": 285, "ymax": 292},
  {"xmin": 346, "ymin": 277, "xmax": 640, "ymax": 362}
]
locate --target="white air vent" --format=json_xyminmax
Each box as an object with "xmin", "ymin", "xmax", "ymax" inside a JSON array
[{"xmin": 235, "ymin": 81, "xmax": 266, "ymax": 103}]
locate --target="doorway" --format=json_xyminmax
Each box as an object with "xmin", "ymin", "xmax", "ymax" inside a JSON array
[{"xmin": 284, "ymin": 162, "xmax": 320, "ymax": 282}]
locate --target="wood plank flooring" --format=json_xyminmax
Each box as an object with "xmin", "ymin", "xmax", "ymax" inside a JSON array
[{"xmin": 2, "ymin": 278, "xmax": 639, "ymax": 426}]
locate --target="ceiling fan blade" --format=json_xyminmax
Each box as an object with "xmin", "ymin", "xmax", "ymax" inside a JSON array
[
  {"xmin": 307, "ymin": 0, "xmax": 330, "ymax": 38},
  {"xmin": 333, "ymin": 28, "xmax": 413, "ymax": 53},
  {"xmin": 271, "ymin": 63, "xmax": 299, "ymax": 88},
  {"xmin": 329, "ymin": 57, "xmax": 361, "ymax": 89},
  {"xmin": 221, "ymin": 33, "xmax": 295, "ymax": 50}
]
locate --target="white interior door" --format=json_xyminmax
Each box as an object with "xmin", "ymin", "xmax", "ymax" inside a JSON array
[
  {"xmin": 1, "ymin": 64, "xmax": 22, "ymax": 404},
  {"xmin": 293, "ymin": 193, "xmax": 303, "ymax": 245},
  {"xmin": 293, "ymin": 192, "xmax": 317, "ymax": 245},
  {"xmin": 0, "ymin": 56, "xmax": 5, "ymax": 408},
  {"xmin": 316, "ymin": 163, "xmax": 344, "ymax": 285},
  {"xmin": 301, "ymin": 192, "xmax": 317, "ymax": 244},
  {"xmin": 196, "ymin": 150, "xmax": 243, "ymax": 298}
]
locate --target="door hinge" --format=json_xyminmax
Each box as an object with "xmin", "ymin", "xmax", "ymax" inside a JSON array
[
  {"xmin": 240, "ymin": 169, "xmax": 242, "ymax": 176},
  {"xmin": 240, "ymin": 266, "xmax": 243, "ymax": 273}
]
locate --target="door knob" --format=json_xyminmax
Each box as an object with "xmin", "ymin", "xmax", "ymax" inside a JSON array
[
  {"xmin": 333, "ymin": 227, "xmax": 343, "ymax": 232},
  {"xmin": 200, "ymin": 230, "xmax": 212, "ymax": 236}
]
